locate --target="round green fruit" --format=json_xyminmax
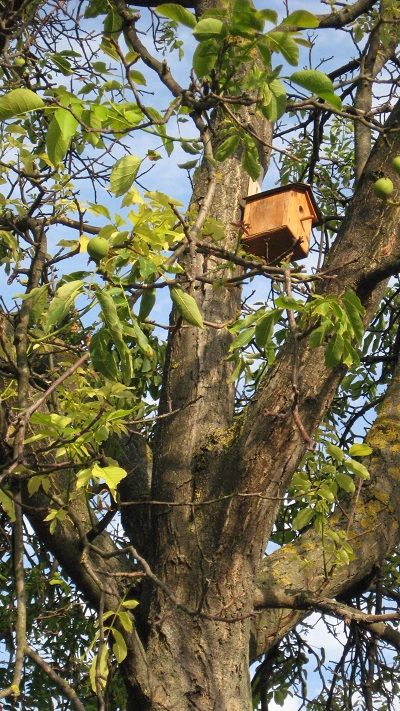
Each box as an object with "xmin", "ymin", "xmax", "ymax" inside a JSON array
[
  {"xmin": 87, "ymin": 237, "xmax": 109, "ymax": 261},
  {"xmin": 373, "ymin": 177, "xmax": 394, "ymax": 200},
  {"xmin": 391, "ymin": 156, "xmax": 400, "ymax": 176},
  {"xmin": 13, "ymin": 57, "xmax": 26, "ymax": 67}
]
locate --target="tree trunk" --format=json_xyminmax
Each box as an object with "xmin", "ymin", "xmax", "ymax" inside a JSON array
[{"xmin": 122, "ymin": 99, "xmax": 400, "ymax": 709}]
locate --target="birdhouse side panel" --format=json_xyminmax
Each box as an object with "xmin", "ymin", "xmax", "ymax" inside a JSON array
[
  {"xmin": 243, "ymin": 191, "xmax": 290, "ymax": 237},
  {"xmin": 287, "ymin": 191, "xmax": 313, "ymax": 247}
]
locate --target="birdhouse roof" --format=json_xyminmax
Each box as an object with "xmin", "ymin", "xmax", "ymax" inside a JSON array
[{"xmin": 244, "ymin": 182, "xmax": 321, "ymax": 224}]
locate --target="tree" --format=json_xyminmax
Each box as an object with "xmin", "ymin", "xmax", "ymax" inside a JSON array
[{"xmin": 0, "ymin": 0, "xmax": 399, "ymax": 709}]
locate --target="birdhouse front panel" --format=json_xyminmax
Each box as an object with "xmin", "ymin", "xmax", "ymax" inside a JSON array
[{"xmin": 242, "ymin": 184, "xmax": 319, "ymax": 264}]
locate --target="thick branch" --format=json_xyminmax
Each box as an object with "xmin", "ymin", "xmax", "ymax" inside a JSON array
[
  {"xmin": 316, "ymin": 0, "xmax": 378, "ymax": 29},
  {"xmin": 250, "ymin": 355, "xmax": 400, "ymax": 660}
]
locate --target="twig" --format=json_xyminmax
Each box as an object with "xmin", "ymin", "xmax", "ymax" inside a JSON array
[
  {"xmin": 283, "ymin": 268, "xmax": 315, "ymax": 449},
  {"xmin": 14, "ymin": 351, "xmax": 89, "ymax": 463},
  {"xmin": 25, "ymin": 646, "xmax": 87, "ymax": 711},
  {"xmin": 96, "ymin": 591, "xmax": 106, "ymax": 711},
  {"xmin": 11, "ymin": 487, "xmax": 27, "ymax": 695}
]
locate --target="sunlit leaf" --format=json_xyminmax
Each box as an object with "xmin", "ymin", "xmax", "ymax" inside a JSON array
[
  {"xmin": 192, "ymin": 18, "xmax": 227, "ymax": 40},
  {"xmin": 192, "ymin": 39, "xmax": 219, "ymax": 78},
  {"xmin": 170, "ymin": 286, "xmax": 204, "ymax": 328},
  {"xmin": 215, "ymin": 135, "xmax": 240, "ymax": 162},
  {"xmin": 348, "ymin": 443, "xmax": 373, "ymax": 457},
  {"xmin": 45, "ymin": 279, "xmax": 83, "ymax": 332},
  {"xmin": 325, "ymin": 332, "xmax": 344, "ymax": 367},
  {"xmin": 90, "ymin": 329, "xmax": 120, "ymax": 382},
  {"xmin": 262, "ymin": 79, "xmax": 286, "ymax": 121},
  {"xmin": 326, "ymin": 443, "xmax": 345, "ymax": 463},
  {"xmin": 267, "ymin": 31, "xmax": 299, "ymax": 66},
  {"xmin": 336, "ymin": 472, "xmax": 356, "ymax": 493},
  {"xmin": 243, "ymin": 149, "xmax": 260, "ymax": 180},
  {"xmin": 92, "ymin": 463, "xmax": 127, "ymax": 499},
  {"xmin": 282, "ymin": 10, "xmax": 319, "ymax": 28},
  {"xmin": 110, "ymin": 156, "xmax": 143, "ymax": 196},
  {"xmin": 0, "ymin": 489, "xmax": 15, "ymax": 522},
  {"xmin": 0, "ymin": 88, "xmax": 44, "ymax": 120},
  {"xmin": 290, "ymin": 69, "xmax": 342, "ymax": 110},
  {"xmin": 46, "ymin": 108, "xmax": 79, "ymax": 166},
  {"xmin": 345, "ymin": 458, "xmax": 370, "ymax": 480},
  {"xmin": 157, "ymin": 3, "xmax": 196, "ymax": 28},
  {"xmin": 293, "ymin": 507, "xmax": 315, "ymax": 530},
  {"xmin": 112, "ymin": 629, "xmax": 128, "ymax": 663}
]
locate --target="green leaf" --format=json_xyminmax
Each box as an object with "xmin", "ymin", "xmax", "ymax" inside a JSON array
[
  {"xmin": 345, "ymin": 458, "xmax": 370, "ymax": 480},
  {"xmin": 229, "ymin": 327, "xmax": 254, "ymax": 351},
  {"xmin": 309, "ymin": 322, "xmax": 330, "ymax": 349},
  {"xmin": 118, "ymin": 611, "xmax": 133, "ymax": 633},
  {"xmin": 112, "ymin": 629, "xmax": 128, "ymax": 663},
  {"xmin": 110, "ymin": 156, "xmax": 143, "ymax": 197},
  {"xmin": 290, "ymin": 70, "xmax": 342, "ymax": 110},
  {"xmin": 90, "ymin": 645, "xmax": 108, "ymax": 693},
  {"xmin": 282, "ymin": 10, "xmax": 319, "ymax": 28},
  {"xmin": 231, "ymin": 0, "xmax": 265, "ymax": 33},
  {"xmin": 255, "ymin": 309, "xmax": 283, "ymax": 348},
  {"xmin": 342, "ymin": 290, "xmax": 365, "ymax": 344},
  {"xmin": 215, "ymin": 135, "xmax": 240, "ymax": 162},
  {"xmin": 0, "ymin": 489, "xmax": 15, "ymax": 522},
  {"xmin": 257, "ymin": 41, "xmax": 271, "ymax": 68},
  {"xmin": 45, "ymin": 279, "xmax": 83, "ymax": 332},
  {"xmin": 90, "ymin": 329, "xmax": 120, "ymax": 381},
  {"xmin": 326, "ymin": 443, "xmax": 345, "ymax": 463},
  {"xmin": 84, "ymin": 0, "xmax": 108, "ymax": 18},
  {"xmin": 262, "ymin": 79, "xmax": 286, "ymax": 121},
  {"xmin": 92, "ymin": 462, "xmax": 127, "ymax": 499},
  {"xmin": 348, "ymin": 443, "xmax": 373, "ymax": 457},
  {"xmin": 0, "ymin": 88, "xmax": 45, "ymax": 121},
  {"xmin": 192, "ymin": 18, "xmax": 227, "ymax": 41},
  {"xmin": 123, "ymin": 319, "xmax": 154, "ymax": 358},
  {"xmin": 243, "ymin": 149, "xmax": 260, "ymax": 180},
  {"xmin": 178, "ymin": 159, "xmax": 199, "ymax": 170},
  {"xmin": 170, "ymin": 286, "xmax": 204, "ymax": 328},
  {"xmin": 192, "ymin": 39, "xmax": 219, "ymax": 78},
  {"xmin": 293, "ymin": 507, "xmax": 314, "ymax": 531},
  {"xmin": 157, "ymin": 3, "xmax": 196, "ymax": 28},
  {"xmin": 129, "ymin": 70, "xmax": 147, "ymax": 86},
  {"xmin": 46, "ymin": 108, "xmax": 79, "ymax": 166},
  {"xmin": 181, "ymin": 140, "xmax": 202, "ymax": 154},
  {"xmin": 138, "ymin": 289, "xmax": 156, "ymax": 321},
  {"xmin": 121, "ymin": 599, "xmax": 140, "ymax": 609},
  {"xmin": 258, "ymin": 9, "xmax": 278, "ymax": 24},
  {"xmin": 342, "ymin": 341, "xmax": 360, "ymax": 368},
  {"xmin": 267, "ymin": 31, "xmax": 299, "ymax": 66},
  {"xmin": 49, "ymin": 53, "xmax": 73, "ymax": 75},
  {"xmin": 96, "ymin": 289, "xmax": 133, "ymax": 384},
  {"xmin": 325, "ymin": 332, "xmax": 344, "ymax": 367},
  {"xmin": 336, "ymin": 472, "xmax": 356, "ymax": 493},
  {"xmin": 318, "ymin": 484, "xmax": 336, "ymax": 502}
]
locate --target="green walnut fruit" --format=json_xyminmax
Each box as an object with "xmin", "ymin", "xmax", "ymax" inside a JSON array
[
  {"xmin": 391, "ymin": 156, "xmax": 400, "ymax": 176},
  {"xmin": 13, "ymin": 57, "xmax": 26, "ymax": 67},
  {"xmin": 87, "ymin": 237, "xmax": 109, "ymax": 261},
  {"xmin": 373, "ymin": 177, "xmax": 394, "ymax": 200}
]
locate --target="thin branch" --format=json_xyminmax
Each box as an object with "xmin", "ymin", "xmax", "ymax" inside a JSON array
[
  {"xmin": 25, "ymin": 646, "xmax": 87, "ymax": 711},
  {"xmin": 14, "ymin": 351, "xmax": 90, "ymax": 460},
  {"xmin": 11, "ymin": 488, "xmax": 27, "ymax": 695}
]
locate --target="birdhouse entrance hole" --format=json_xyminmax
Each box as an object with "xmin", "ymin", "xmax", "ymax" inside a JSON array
[{"xmin": 242, "ymin": 183, "xmax": 319, "ymax": 264}]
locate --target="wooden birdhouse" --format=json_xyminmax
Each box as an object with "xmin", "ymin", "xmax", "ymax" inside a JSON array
[{"xmin": 242, "ymin": 183, "xmax": 319, "ymax": 264}]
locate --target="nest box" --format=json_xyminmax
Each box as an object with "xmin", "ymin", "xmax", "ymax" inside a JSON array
[{"xmin": 242, "ymin": 183, "xmax": 319, "ymax": 264}]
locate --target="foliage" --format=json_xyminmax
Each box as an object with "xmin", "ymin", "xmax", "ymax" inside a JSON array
[{"xmin": 0, "ymin": 0, "xmax": 399, "ymax": 709}]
